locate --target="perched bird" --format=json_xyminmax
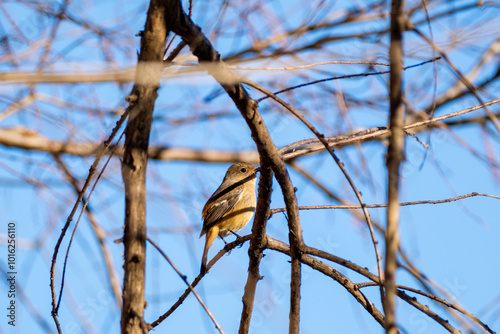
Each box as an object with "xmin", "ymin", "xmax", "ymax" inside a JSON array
[{"xmin": 200, "ymin": 162, "xmax": 258, "ymax": 274}]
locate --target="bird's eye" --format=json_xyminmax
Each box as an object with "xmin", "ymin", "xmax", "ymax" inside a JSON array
[{"xmin": 240, "ymin": 168, "xmax": 247, "ymax": 173}]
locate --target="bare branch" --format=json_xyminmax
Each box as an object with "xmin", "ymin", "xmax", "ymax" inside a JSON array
[
  {"xmin": 150, "ymin": 235, "xmax": 252, "ymax": 329},
  {"xmin": 384, "ymin": 1, "xmax": 405, "ymax": 332},
  {"xmin": 120, "ymin": 1, "xmax": 168, "ymax": 333},
  {"xmin": 239, "ymin": 160, "xmax": 273, "ymax": 333},
  {"xmin": 50, "ymin": 107, "xmax": 130, "ymax": 334},
  {"xmin": 244, "ymin": 68, "xmax": 384, "ymax": 290},
  {"xmin": 53, "ymin": 155, "xmax": 122, "ymax": 308},
  {"xmin": 266, "ymin": 237, "xmax": 388, "ymax": 329},
  {"xmin": 269, "ymin": 192, "xmax": 500, "ymax": 215},
  {"xmin": 164, "ymin": 2, "xmax": 305, "ymax": 331},
  {"xmin": 146, "ymin": 237, "xmax": 224, "ymax": 334},
  {"xmin": 255, "ymin": 57, "xmax": 441, "ymax": 103},
  {"xmin": 2, "ymin": 98, "xmax": 498, "ymax": 165},
  {"xmin": 396, "ymin": 290, "xmax": 460, "ymax": 334},
  {"xmin": 412, "ymin": 27, "xmax": 500, "ymax": 134}
]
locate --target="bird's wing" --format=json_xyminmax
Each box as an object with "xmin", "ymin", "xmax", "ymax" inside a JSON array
[{"xmin": 200, "ymin": 185, "xmax": 243, "ymax": 235}]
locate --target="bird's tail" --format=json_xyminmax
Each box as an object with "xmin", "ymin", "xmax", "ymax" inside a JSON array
[{"xmin": 201, "ymin": 226, "xmax": 219, "ymax": 274}]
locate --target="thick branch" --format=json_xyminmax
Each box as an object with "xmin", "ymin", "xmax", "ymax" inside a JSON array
[
  {"xmin": 239, "ymin": 160, "xmax": 273, "ymax": 333},
  {"xmin": 120, "ymin": 1, "xmax": 167, "ymax": 333},
  {"xmin": 384, "ymin": 1, "xmax": 405, "ymax": 333}
]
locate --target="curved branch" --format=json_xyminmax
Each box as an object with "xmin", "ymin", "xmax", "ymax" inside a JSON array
[
  {"xmin": 243, "ymin": 69, "xmax": 384, "ymax": 294},
  {"xmin": 49, "ymin": 107, "xmax": 130, "ymax": 334},
  {"xmin": 266, "ymin": 237, "xmax": 388, "ymax": 329},
  {"xmin": 165, "ymin": 1, "xmax": 304, "ymax": 332}
]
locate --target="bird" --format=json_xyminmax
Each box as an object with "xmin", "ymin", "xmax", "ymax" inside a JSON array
[{"xmin": 200, "ymin": 162, "xmax": 258, "ymax": 274}]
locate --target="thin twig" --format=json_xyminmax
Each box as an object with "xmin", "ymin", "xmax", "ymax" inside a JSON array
[
  {"xmin": 53, "ymin": 154, "xmax": 122, "ymax": 308},
  {"xmin": 55, "ymin": 129, "xmax": 126, "ymax": 311},
  {"xmin": 255, "ymin": 57, "xmax": 441, "ymax": 103},
  {"xmin": 146, "ymin": 237, "xmax": 224, "ymax": 334},
  {"xmin": 398, "ymin": 251, "xmax": 492, "ymax": 333},
  {"xmin": 49, "ymin": 108, "xmax": 130, "ymax": 333},
  {"xmin": 150, "ymin": 235, "xmax": 252, "ymax": 328},
  {"xmin": 280, "ymin": 98, "xmax": 500, "ymax": 161},
  {"xmin": 412, "ymin": 27, "xmax": 500, "ymax": 134},
  {"xmin": 228, "ymin": 60, "xmax": 392, "ymax": 71},
  {"xmin": 269, "ymin": 192, "xmax": 500, "ymax": 215}
]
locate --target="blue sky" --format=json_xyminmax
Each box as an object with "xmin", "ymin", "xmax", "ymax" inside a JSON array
[{"xmin": 1, "ymin": 0, "xmax": 499, "ymax": 333}]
